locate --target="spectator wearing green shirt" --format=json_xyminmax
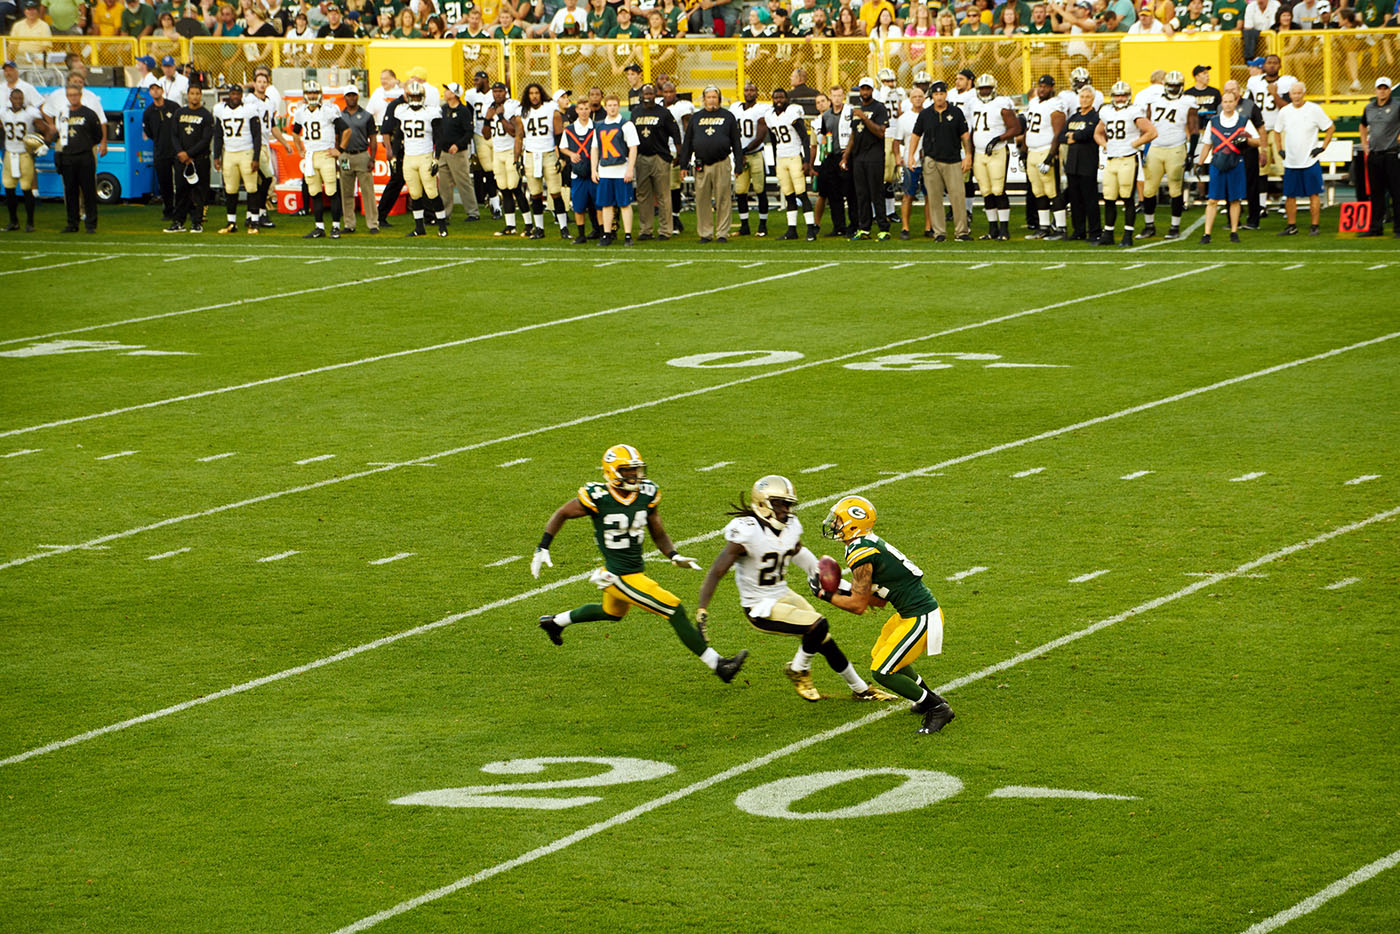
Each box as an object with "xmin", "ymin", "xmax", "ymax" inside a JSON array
[
  {"xmin": 46, "ymin": 0, "xmax": 82, "ymax": 32},
  {"xmin": 585, "ymin": 0, "xmax": 615, "ymax": 36},
  {"xmin": 1096, "ymin": 7, "xmax": 1128, "ymax": 30},
  {"xmin": 993, "ymin": 0, "xmax": 1032, "ymax": 27},
  {"xmin": 1212, "ymin": 0, "xmax": 1245, "ymax": 30},
  {"xmin": 121, "ymin": 0, "xmax": 157, "ymax": 35},
  {"xmin": 392, "ymin": 7, "xmax": 422, "ymax": 35}
]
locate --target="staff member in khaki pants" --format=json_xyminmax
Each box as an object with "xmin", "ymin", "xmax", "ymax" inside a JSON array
[
  {"xmin": 630, "ymin": 82, "xmax": 681, "ymax": 240},
  {"xmin": 335, "ymin": 84, "xmax": 379, "ymax": 234},
  {"xmin": 678, "ymin": 86, "xmax": 742, "ymax": 243},
  {"xmin": 436, "ymin": 82, "xmax": 480, "ymax": 225},
  {"xmin": 906, "ymin": 80, "xmax": 972, "ymax": 242}
]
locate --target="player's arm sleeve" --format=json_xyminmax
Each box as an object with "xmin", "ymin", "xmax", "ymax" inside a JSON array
[
  {"xmin": 432, "ymin": 116, "xmax": 444, "ymax": 154},
  {"xmin": 797, "ymin": 116, "xmax": 811, "ymax": 162},
  {"xmin": 791, "ymin": 546, "xmax": 819, "ymax": 577},
  {"xmin": 251, "ymin": 114, "xmax": 261, "ymax": 149}
]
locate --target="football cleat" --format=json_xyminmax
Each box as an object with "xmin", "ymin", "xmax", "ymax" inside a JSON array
[
  {"xmin": 1140, "ymin": 222, "xmax": 1156, "ymax": 239},
  {"xmin": 406, "ymin": 228, "xmax": 427, "ymax": 237},
  {"xmin": 780, "ymin": 227, "xmax": 798, "ymax": 240},
  {"xmin": 784, "ymin": 664, "xmax": 821, "ymax": 702},
  {"xmin": 190, "ymin": 224, "xmax": 203, "ymax": 233},
  {"xmin": 917, "ymin": 701, "xmax": 956, "ymax": 734},
  {"xmin": 1, "ymin": 223, "xmax": 17, "ymax": 232},
  {"xmin": 258, "ymin": 216, "xmax": 276, "ymax": 228},
  {"xmin": 898, "ymin": 229, "xmax": 910, "ymax": 240},
  {"xmin": 1164, "ymin": 227, "xmax": 1180, "ymax": 240},
  {"xmin": 303, "ymin": 228, "xmax": 325, "ymax": 239},
  {"xmin": 1119, "ymin": 232, "xmax": 1134, "ymax": 247},
  {"xmin": 1229, "ymin": 231, "xmax": 1241, "ymax": 243},
  {"xmin": 1041, "ymin": 228, "xmax": 1065, "ymax": 241},
  {"xmin": 1097, "ymin": 231, "xmax": 1115, "ymax": 246},
  {"xmin": 876, "ymin": 230, "xmax": 891, "ymax": 241},
  {"xmin": 738, "ymin": 220, "xmax": 751, "ymax": 236},
  {"xmin": 715, "ymin": 649, "xmax": 749, "ymax": 684},
  {"xmin": 853, "ymin": 684, "xmax": 900, "ymax": 701},
  {"xmin": 496, "ymin": 226, "xmax": 516, "ymax": 237},
  {"xmin": 757, "ymin": 220, "xmax": 767, "ymax": 237},
  {"xmin": 438, "ymin": 225, "xmax": 449, "ymax": 237},
  {"xmin": 1199, "ymin": 233, "xmax": 1211, "ymax": 244},
  {"xmin": 806, "ymin": 227, "xmax": 817, "ymax": 241},
  {"xmin": 572, "ymin": 233, "xmax": 587, "ymax": 244},
  {"xmin": 163, "ymin": 223, "xmax": 185, "ymax": 233},
  {"xmin": 217, "ymin": 223, "xmax": 237, "ymax": 234},
  {"xmin": 538, "ymin": 615, "xmax": 564, "ymax": 646},
  {"xmin": 330, "ymin": 227, "xmax": 340, "ymax": 239}
]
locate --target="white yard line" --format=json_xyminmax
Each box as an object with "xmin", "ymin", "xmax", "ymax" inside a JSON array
[
  {"xmin": 95, "ymin": 451, "xmax": 137, "ymax": 460},
  {"xmin": 520, "ymin": 260, "xmax": 548, "ymax": 267},
  {"xmin": 1230, "ymin": 472, "xmax": 1267, "ymax": 482},
  {"xmin": 946, "ymin": 566, "xmax": 988, "ymax": 582},
  {"xmin": 146, "ymin": 547, "xmax": 191, "ymax": 561},
  {"xmin": 739, "ymin": 261, "xmax": 764, "ymax": 268},
  {"xmin": 498, "ymin": 458, "xmax": 531, "ymax": 468},
  {"xmin": 329, "ymin": 505, "xmax": 1400, "ymax": 933},
  {"xmin": 485, "ymin": 555, "xmax": 522, "ymax": 567},
  {"xmin": 1012, "ymin": 467, "xmax": 1045, "ymax": 477},
  {"xmin": 1121, "ymin": 470, "xmax": 1154, "ymax": 480},
  {"xmin": 1323, "ymin": 577, "xmax": 1360, "ymax": 590},
  {"xmin": 0, "ymin": 265, "xmax": 835, "ymax": 439},
  {"xmin": 257, "ymin": 550, "xmax": 299, "ymax": 563},
  {"xmin": 666, "ymin": 261, "xmax": 692, "ymax": 267},
  {"xmin": 696, "ymin": 461, "xmax": 732, "ymax": 472},
  {"xmin": 369, "ymin": 552, "xmax": 415, "ymax": 566},
  {"xmin": 1237, "ymin": 847, "xmax": 1400, "ymax": 934},
  {"xmin": 1126, "ymin": 214, "xmax": 1207, "ymax": 250},
  {"xmin": 1044, "ymin": 263, "xmax": 1066, "ymax": 270},
  {"xmin": 986, "ymin": 786, "xmax": 1137, "ymax": 800},
  {"xmin": 162, "ymin": 255, "xmax": 189, "ymax": 263},
  {"xmin": 0, "ymin": 256, "xmax": 115, "ymax": 278},
  {"xmin": 1069, "ymin": 569, "xmax": 1111, "ymax": 583},
  {"xmin": 800, "ymin": 463, "xmax": 837, "ymax": 473},
  {"xmin": 891, "ymin": 262, "xmax": 914, "ymax": 269},
  {"xmin": 295, "ymin": 454, "xmax": 336, "ymax": 465},
  {"xmin": 11, "ymin": 274, "xmax": 1395, "ymax": 578},
  {"xmin": 233, "ymin": 257, "xmax": 262, "ymax": 264},
  {"xmin": 197, "ymin": 452, "xmax": 237, "ymax": 462},
  {"xmin": 375, "ymin": 259, "xmax": 402, "ymax": 265},
  {"xmin": 1282, "ymin": 263, "xmax": 1303, "ymax": 271},
  {"xmin": 969, "ymin": 262, "xmax": 991, "ymax": 269},
  {"xmin": 1367, "ymin": 264, "xmax": 1388, "ymax": 271},
  {"xmin": 2, "ymin": 448, "xmax": 41, "ymax": 458},
  {"xmin": 1124, "ymin": 263, "xmax": 1145, "ymax": 270},
  {"xmin": 0, "ymin": 262, "xmax": 474, "ymax": 348},
  {"xmin": 1344, "ymin": 475, "xmax": 1379, "ymax": 485}
]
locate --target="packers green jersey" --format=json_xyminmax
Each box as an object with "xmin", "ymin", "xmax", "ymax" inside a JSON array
[
  {"xmin": 844, "ymin": 534, "xmax": 939, "ymax": 618},
  {"xmin": 578, "ymin": 480, "xmax": 660, "ymax": 575}
]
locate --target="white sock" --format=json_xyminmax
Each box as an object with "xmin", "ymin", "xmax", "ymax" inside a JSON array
[
  {"xmin": 1053, "ymin": 209, "xmax": 1066, "ymax": 229},
  {"xmin": 534, "ymin": 212, "xmax": 544, "ymax": 228},
  {"xmin": 1171, "ymin": 212, "xmax": 1182, "ymax": 228},
  {"xmin": 984, "ymin": 208, "xmax": 995, "ymax": 224},
  {"xmin": 504, "ymin": 211, "xmax": 515, "ymax": 226},
  {"xmin": 413, "ymin": 210, "xmax": 424, "ymax": 219},
  {"xmin": 803, "ymin": 210, "xmax": 814, "ymax": 225},
  {"xmin": 837, "ymin": 663, "xmax": 868, "ymax": 692},
  {"xmin": 553, "ymin": 611, "xmax": 573, "ymax": 627},
  {"xmin": 998, "ymin": 208, "xmax": 1011, "ymax": 222},
  {"xmin": 786, "ymin": 209, "xmax": 797, "ymax": 226},
  {"xmin": 227, "ymin": 213, "xmax": 237, "ymax": 225},
  {"xmin": 700, "ymin": 647, "xmax": 721, "ymax": 671},
  {"xmin": 556, "ymin": 212, "xmax": 567, "ymax": 229},
  {"xmin": 490, "ymin": 194, "xmax": 500, "ymax": 212},
  {"xmin": 315, "ymin": 221, "xmax": 324, "ymax": 229},
  {"xmin": 332, "ymin": 221, "xmax": 340, "ymax": 230},
  {"xmin": 739, "ymin": 210, "xmax": 749, "ymax": 221},
  {"xmin": 791, "ymin": 648, "xmax": 814, "ymax": 671},
  {"xmin": 1038, "ymin": 209, "xmax": 1050, "ymax": 227}
]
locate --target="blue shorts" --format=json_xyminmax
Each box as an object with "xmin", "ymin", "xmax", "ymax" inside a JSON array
[
  {"xmin": 570, "ymin": 176, "xmax": 597, "ymax": 213},
  {"xmin": 596, "ymin": 176, "xmax": 635, "ymax": 208},
  {"xmin": 1283, "ymin": 163, "xmax": 1323, "ymax": 198},
  {"xmin": 901, "ymin": 166, "xmax": 925, "ymax": 198},
  {"xmin": 1208, "ymin": 162, "xmax": 1246, "ymax": 202}
]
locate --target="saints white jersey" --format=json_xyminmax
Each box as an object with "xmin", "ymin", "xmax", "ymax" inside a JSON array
[
  {"xmin": 3, "ymin": 105, "xmax": 41, "ymax": 154},
  {"xmin": 249, "ymin": 92, "xmax": 280, "ymax": 145},
  {"xmin": 1024, "ymin": 94, "xmax": 1067, "ymax": 149},
  {"xmin": 723, "ymin": 514, "xmax": 805, "ymax": 611},
  {"xmin": 1099, "ymin": 102, "xmax": 1145, "ymax": 158},
  {"xmin": 488, "ymin": 98, "xmax": 521, "ymax": 152},
  {"xmin": 969, "ymin": 94, "xmax": 1013, "ymax": 149},
  {"xmin": 464, "ymin": 87, "xmax": 492, "ymax": 128},
  {"xmin": 766, "ymin": 104, "xmax": 806, "ymax": 159},
  {"xmin": 1059, "ymin": 87, "xmax": 1103, "ymax": 113},
  {"xmin": 875, "ymin": 84, "xmax": 907, "ymax": 117},
  {"xmin": 730, "ymin": 101, "xmax": 771, "ymax": 149},
  {"xmin": 667, "ymin": 98, "xmax": 695, "ymax": 156},
  {"xmin": 292, "ymin": 102, "xmax": 340, "ymax": 152},
  {"xmin": 1245, "ymin": 74, "xmax": 1297, "ymax": 130},
  {"xmin": 1144, "ymin": 94, "xmax": 1193, "ymax": 148},
  {"xmin": 1134, "ymin": 84, "xmax": 1164, "ymax": 109},
  {"xmin": 949, "ymin": 87, "xmax": 975, "ymax": 123},
  {"xmin": 520, "ymin": 101, "xmax": 558, "ymax": 153},
  {"xmin": 212, "ymin": 101, "xmax": 258, "ymax": 153},
  {"xmin": 397, "ymin": 103, "xmax": 439, "ymax": 157}
]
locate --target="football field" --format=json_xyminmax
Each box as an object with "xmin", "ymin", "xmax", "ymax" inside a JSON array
[{"xmin": 1, "ymin": 205, "xmax": 1398, "ymax": 933}]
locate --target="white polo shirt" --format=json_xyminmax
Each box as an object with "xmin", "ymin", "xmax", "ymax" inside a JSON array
[{"xmin": 1274, "ymin": 100, "xmax": 1333, "ymax": 169}]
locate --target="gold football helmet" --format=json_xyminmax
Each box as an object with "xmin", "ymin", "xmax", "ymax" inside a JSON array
[
  {"xmin": 751, "ymin": 475, "xmax": 797, "ymax": 529},
  {"xmin": 601, "ymin": 444, "xmax": 646, "ymax": 492},
  {"xmin": 821, "ymin": 496, "xmax": 876, "ymax": 542}
]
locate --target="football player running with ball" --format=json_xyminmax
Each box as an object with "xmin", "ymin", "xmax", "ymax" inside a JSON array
[
  {"xmin": 532, "ymin": 445, "xmax": 749, "ymax": 684},
  {"xmin": 813, "ymin": 496, "xmax": 955, "ymax": 734},
  {"xmin": 695, "ymin": 476, "xmax": 896, "ymax": 702}
]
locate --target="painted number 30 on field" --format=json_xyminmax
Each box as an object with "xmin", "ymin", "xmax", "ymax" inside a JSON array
[{"xmin": 389, "ymin": 757, "xmax": 1131, "ymax": 821}]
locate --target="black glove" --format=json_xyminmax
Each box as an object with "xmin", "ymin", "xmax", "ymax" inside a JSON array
[
  {"xmin": 808, "ymin": 574, "xmax": 833, "ymax": 603},
  {"xmin": 984, "ymin": 139, "xmax": 1000, "ymax": 156},
  {"xmin": 1309, "ymin": 145, "xmax": 1325, "ymax": 159},
  {"xmin": 429, "ymin": 160, "xmax": 439, "ymax": 176}
]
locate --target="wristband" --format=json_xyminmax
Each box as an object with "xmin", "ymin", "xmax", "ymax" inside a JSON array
[
  {"xmin": 667, "ymin": 551, "xmax": 679, "ymax": 560},
  {"xmin": 538, "ymin": 532, "xmax": 554, "ymax": 550}
]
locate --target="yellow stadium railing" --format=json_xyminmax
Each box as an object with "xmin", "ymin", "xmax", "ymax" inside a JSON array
[
  {"xmin": 1, "ymin": 35, "xmax": 137, "ymax": 69},
  {"xmin": 458, "ymin": 38, "xmax": 509, "ymax": 85},
  {"xmin": 1273, "ymin": 28, "xmax": 1400, "ymax": 102},
  {"xmin": 139, "ymin": 35, "xmax": 188, "ymax": 66}
]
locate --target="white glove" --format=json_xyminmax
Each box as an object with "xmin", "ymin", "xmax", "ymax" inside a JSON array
[
  {"xmin": 671, "ymin": 554, "xmax": 701, "ymax": 570},
  {"xmin": 530, "ymin": 547, "xmax": 552, "ymax": 578},
  {"xmin": 588, "ymin": 567, "xmax": 620, "ymax": 589}
]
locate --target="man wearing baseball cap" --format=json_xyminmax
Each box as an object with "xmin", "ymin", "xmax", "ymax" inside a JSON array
[
  {"xmin": 1360, "ymin": 76, "xmax": 1400, "ymax": 237},
  {"xmin": 158, "ymin": 55, "xmax": 188, "ymax": 106},
  {"xmin": 335, "ymin": 83, "xmax": 380, "ymax": 233},
  {"xmin": 132, "ymin": 55, "xmax": 158, "ymax": 91},
  {"xmin": 3, "ymin": 60, "xmax": 43, "ymax": 110},
  {"xmin": 436, "ymin": 81, "xmax": 480, "ymax": 225},
  {"xmin": 842, "ymin": 76, "xmax": 892, "ymax": 241}
]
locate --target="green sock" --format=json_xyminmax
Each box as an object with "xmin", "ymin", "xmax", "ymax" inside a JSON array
[
  {"xmin": 567, "ymin": 603, "xmax": 621, "ymax": 624},
  {"xmin": 667, "ymin": 605, "xmax": 707, "ymax": 657},
  {"xmin": 872, "ymin": 669, "xmax": 924, "ymax": 702}
]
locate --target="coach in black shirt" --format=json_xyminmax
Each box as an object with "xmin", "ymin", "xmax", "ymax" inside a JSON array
[
  {"xmin": 908, "ymin": 80, "xmax": 971, "ymax": 241},
  {"xmin": 436, "ymin": 82, "xmax": 478, "ymax": 224},
  {"xmin": 679, "ymin": 86, "xmax": 742, "ymax": 242},
  {"xmin": 631, "ymin": 84, "xmax": 680, "ymax": 239},
  {"xmin": 52, "ymin": 85, "xmax": 103, "ymax": 233},
  {"xmin": 169, "ymin": 84, "xmax": 213, "ymax": 233},
  {"xmin": 377, "ymin": 94, "xmax": 407, "ymax": 227},
  {"xmin": 1061, "ymin": 89, "xmax": 1101, "ymax": 242},
  {"xmin": 841, "ymin": 76, "xmax": 890, "ymax": 239},
  {"xmin": 142, "ymin": 82, "xmax": 180, "ymax": 220}
]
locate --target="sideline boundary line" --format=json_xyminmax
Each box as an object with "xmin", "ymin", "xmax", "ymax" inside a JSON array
[
  {"xmin": 0, "ymin": 266, "xmax": 1210, "ymax": 570},
  {"xmin": 2, "ymin": 323, "xmax": 1393, "ymax": 766},
  {"xmin": 329, "ymin": 505, "xmax": 1400, "ymax": 933},
  {"xmin": 0, "ymin": 265, "xmax": 833, "ymax": 439}
]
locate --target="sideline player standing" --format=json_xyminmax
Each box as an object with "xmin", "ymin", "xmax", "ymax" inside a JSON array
[
  {"xmin": 212, "ymin": 83, "xmax": 262, "ymax": 234},
  {"xmin": 291, "ymin": 79, "xmax": 343, "ymax": 239},
  {"xmin": 968, "ymin": 73, "xmax": 1018, "ymax": 240},
  {"xmin": 765, "ymin": 87, "xmax": 818, "ymax": 240},
  {"xmin": 814, "ymin": 496, "xmax": 955, "ymax": 734},
  {"xmin": 731, "ymin": 80, "xmax": 771, "ymax": 237},
  {"xmin": 1023, "ymin": 74, "xmax": 1067, "ymax": 240},
  {"xmin": 1094, "ymin": 80, "xmax": 1156, "ymax": 246},
  {"xmin": 531, "ymin": 445, "xmax": 749, "ymax": 684},
  {"xmin": 696, "ymin": 476, "xmax": 895, "ymax": 702},
  {"xmin": 484, "ymin": 81, "xmax": 527, "ymax": 236},
  {"xmin": 3, "ymin": 88, "xmax": 42, "ymax": 231},
  {"xmin": 1139, "ymin": 70, "xmax": 1198, "ymax": 239},
  {"xmin": 518, "ymin": 82, "xmax": 568, "ymax": 238}
]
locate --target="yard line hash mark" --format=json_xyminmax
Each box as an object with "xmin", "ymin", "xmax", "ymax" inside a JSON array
[
  {"xmin": 1344, "ymin": 475, "xmax": 1379, "ymax": 485},
  {"xmin": 1121, "ymin": 470, "xmax": 1154, "ymax": 480},
  {"xmin": 1324, "ymin": 577, "xmax": 1360, "ymax": 590},
  {"xmin": 946, "ymin": 566, "xmax": 988, "ymax": 582},
  {"xmin": 1237, "ymin": 846, "xmax": 1400, "ymax": 934},
  {"xmin": 197, "ymin": 452, "xmax": 237, "ymax": 462},
  {"xmin": 1230, "ymin": 472, "xmax": 1267, "ymax": 482},
  {"xmin": 0, "ymin": 256, "xmax": 114, "ymax": 278},
  {"xmin": 1283, "ymin": 263, "xmax": 1303, "ymax": 271},
  {"xmin": 375, "ymin": 259, "xmax": 402, "ymax": 265},
  {"xmin": 22, "ymin": 270, "xmax": 1398, "ymax": 579},
  {"xmin": 498, "ymin": 458, "xmax": 531, "ymax": 468},
  {"xmin": 162, "ymin": 255, "xmax": 189, "ymax": 263},
  {"xmin": 696, "ymin": 461, "xmax": 732, "ymax": 472},
  {"xmin": 304, "ymin": 258, "xmax": 334, "ymax": 265},
  {"xmin": 295, "ymin": 454, "xmax": 336, "ymax": 465},
  {"xmin": 2, "ymin": 448, "xmax": 41, "ymax": 458},
  {"xmin": 0, "ymin": 265, "xmax": 833, "ymax": 439},
  {"xmin": 1012, "ymin": 467, "xmax": 1045, "ymax": 477},
  {"xmin": 986, "ymin": 786, "xmax": 1137, "ymax": 800},
  {"xmin": 969, "ymin": 262, "xmax": 990, "ymax": 269},
  {"xmin": 1069, "ymin": 569, "xmax": 1111, "ymax": 583},
  {"xmin": 329, "ymin": 507, "xmax": 1400, "ymax": 933},
  {"xmin": 1044, "ymin": 263, "xmax": 1066, "ymax": 270},
  {"xmin": 146, "ymin": 548, "xmax": 191, "ymax": 561},
  {"xmin": 739, "ymin": 262, "xmax": 764, "ymax": 268},
  {"xmin": 485, "ymin": 555, "xmax": 522, "ymax": 567},
  {"xmin": 257, "ymin": 551, "xmax": 299, "ymax": 563},
  {"xmin": 891, "ymin": 262, "xmax": 914, "ymax": 269},
  {"xmin": 1124, "ymin": 263, "xmax": 1145, "ymax": 270},
  {"xmin": 1367, "ymin": 264, "xmax": 1388, "ymax": 271},
  {"xmin": 520, "ymin": 260, "xmax": 548, "ymax": 267},
  {"xmin": 233, "ymin": 257, "xmax": 262, "ymax": 264},
  {"xmin": 801, "ymin": 463, "xmax": 837, "ymax": 473},
  {"xmin": 370, "ymin": 553, "xmax": 415, "ymax": 566},
  {"xmin": 96, "ymin": 451, "xmax": 137, "ymax": 460},
  {"xmin": 666, "ymin": 261, "xmax": 692, "ymax": 267}
]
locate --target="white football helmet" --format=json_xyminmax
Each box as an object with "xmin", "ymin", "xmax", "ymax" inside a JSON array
[
  {"xmin": 23, "ymin": 132, "xmax": 47, "ymax": 157},
  {"xmin": 1111, "ymin": 80, "xmax": 1131, "ymax": 105},
  {"xmin": 914, "ymin": 70, "xmax": 931, "ymax": 86},
  {"xmin": 1164, "ymin": 70, "xmax": 1185, "ymax": 99},
  {"xmin": 877, "ymin": 67, "xmax": 896, "ymax": 83},
  {"xmin": 405, "ymin": 78, "xmax": 426, "ymax": 107},
  {"xmin": 751, "ymin": 475, "xmax": 797, "ymax": 530},
  {"xmin": 302, "ymin": 79, "xmax": 321, "ymax": 107},
  {"xmin": 975, "ymin": 74, "xmax": 996, "ymax": 101},
  {"xmin": 1070, "ymin": 67, "xmax": 1091, "ymax": 91}
]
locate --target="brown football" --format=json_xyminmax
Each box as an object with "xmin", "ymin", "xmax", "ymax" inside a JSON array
[{"xmin": 817, "ymin": 555, "xmax": 842, "ymax": 593}]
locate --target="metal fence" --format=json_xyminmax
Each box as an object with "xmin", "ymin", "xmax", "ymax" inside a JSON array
[
  {"xmin": 188, "ymin": 37, "xmax": 370, "ymax": 90},
  {"xmin": 1, "ymin": 35, "xmax": 136, "ymax": 69},
  {"xmin": 1275, "ymin": 28, "xmax": 1400, "ymax": 100}
]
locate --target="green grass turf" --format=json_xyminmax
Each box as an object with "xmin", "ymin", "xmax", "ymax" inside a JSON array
[{"xmin": 0, "ymin": 201, "xmax": 1397, "ymax": 933}]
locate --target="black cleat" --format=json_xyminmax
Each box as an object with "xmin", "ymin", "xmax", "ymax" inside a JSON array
[
  {"xmin": 438, "ymin": 224, "xmax": 449, "ymax": 237},
  {"xmin": 330, "ymin": 227, "xmax": 341, "ymax": 239},
  {"xmin": 698, "ymin": 236, "xmax": 712, "ymax": 243},
  {"xmin": 806, "ymin": 227, "xmax": 817, "ymax": 241},
  {"xmin": 897, "ymin": 229, "xmax": 910, "ymax": 240},
  {"xmin": 1, "ymin": 223, "xmax": 19, "ymax": 232},
  {"xmin": 539, "ymin": 615, "xmax": 564, "ymax": 646},
  {"xmin": 1119, "ymin": 232, "xmax": 1134, "ymax": 247},
  {"xmin": 1279, "ymin": 224, "xmax": 1299, "ymax": 236},
  {"xmin": 1096, "ymin": 232, "xmax": 1114, "ymax": 246},
  {"xmin": 303, "ymin": 228, "xmax": 326, "ymax": 239},
  {"xmin": 1140, "ymin": 222, "xmax": 1156, "ymax": 238},
  {"xmin": 717, "ymin": 236, "xmax": 728, "ymax": 243},
  {"xmin": 1164, "ymin": 227, "xmax": 1180, "ymax": 240},
  {"xmin": 638, "ymin": 232, "xmax": 653, "ymax": 241},
  {"xmin": 407, "ymin": 228, "xmax": 427, "ymax": 237},
  {"xmin": 955, "ymin": 233, "xmax": 972, "ymax": 241},
  {"xmin": 738, "ymin": 220, "xmax": 751, "ymax": 236},
  {"xmin": 573, "ymin": 233, "xmax": 587, "ymax": 244},
  {"xmin": 257, "ymin": 217, "xmax": 276, "ymax": 229},
  {"xmin": 1041, "ymin": 228, "xmax": 1065, "ymax": 241},
  {"xmin": 780, "ymin": 226, "xmax": 798, "ymax": 240},
  {"xmin": 1199, "ymin": 233, "xmax": 1211, "ymax": 244},
  {"xmin": 496, "ymin": 226, "xmax": 517, "ymax": 237},
  {"xmin": 918, "ymin": 701, "xmax": 956, "ymax": 734},
  {"xmin": 624, "ymin": 233, "xmax": 633, "ymax": 246},
  {"xmin": 1229, "ymin": 231, "xmax": 1241, "ymax": 243},
  {"xmin": 715, "ymin": 649, "xmax": 749, "ymax": 683},
  {"xmin": 756, "ymin": 220, "xmax": 767, "ymax": 237}
]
